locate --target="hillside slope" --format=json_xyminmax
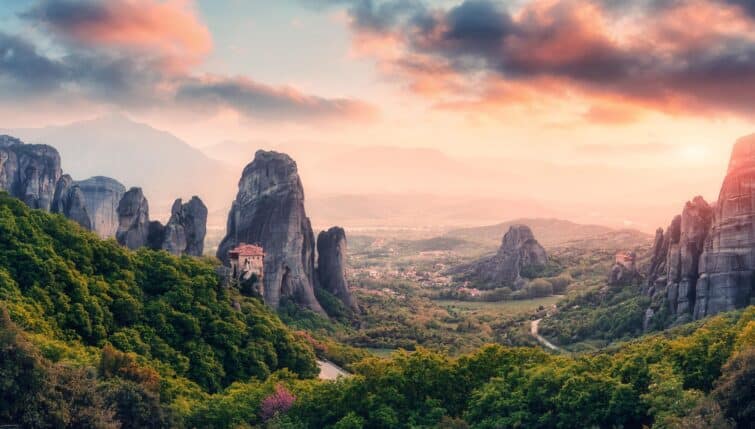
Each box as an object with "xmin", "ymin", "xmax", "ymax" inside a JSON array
[{"xmin": 0, "ymin": 192, "xmax": 317, "ymax": 393}]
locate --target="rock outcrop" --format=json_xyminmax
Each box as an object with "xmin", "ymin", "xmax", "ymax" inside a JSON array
[
  {"xmin": 74, "ymin": 176, "xmax": 126, "ymax": 238},
  {"xmin": 645, "ymin": 134, "xmax": 755, "ymax": 323},
  {"xmin": 53, "ymin": 176, "xmax": 126, "ymax": 237},
  {"xmin": 217, "ymin": 150, "xmax": 324, "ymax": 314},
  {"xmin": 695, "ymin": 135, "xmax": 755, "ymax": 318},
  {"xmin": 0, "ymin": 135, "xmax": 62, "ymax": 211},
  {"xmin": 116, "ymin": 187, "xmax": 151, "ymax": 250},
  {"xmin": 469, "ymin": 225, "xmax": 548, "ymax": 287},
  {"xmin": 51, "ymin": 174, "xmax": 91, "ymax": 230},
  {"xmin": 161, "ymin": 197, "xmax": 207, "ymax": 256},
  {"xmin": 116, "ymin": 188, "xmax": 207, "ymax": 256},
  {"xmin": 317, "ymin": 227, "xmax": 358, "ymax": 312}
]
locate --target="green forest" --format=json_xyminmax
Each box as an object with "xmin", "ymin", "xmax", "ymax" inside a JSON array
[{"xmin": 1, "ymin": 192, "xmax": 753, "ymax": 428}]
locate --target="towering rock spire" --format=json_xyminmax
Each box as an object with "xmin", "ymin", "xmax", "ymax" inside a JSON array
[
  {"xmin": 468, "ymin": 224, "xmax": 548, "ymax": 288},
  {"xmin": 695, "ymin": 134, "xmax": 755, "ymax": 317},
  {"xmin": 645, "ymin": 133, "xmax": 755, "ymax": 323},
  {"xmin": 116, "ymin": 187, "xmax": 151, "ymax": 250},
  {"xmin": 217, "ymin": 150, "xmax": 325, "ymax": 314},
  {"xmin": 317, "ymin": 226, "xmax": 358, "ymax": 312}
]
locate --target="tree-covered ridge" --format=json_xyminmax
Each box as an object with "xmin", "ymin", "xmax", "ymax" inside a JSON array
[
  {"xmin": 0, "ymin": 192, "xmax": 317, "ymax": 393},
  {"xmin": 1, "ymin": 190, "xmax": 753, "ymax": 428},
  {"xmin": 279, "ymin": 308, "xmax": 753, "ymax": 428}
]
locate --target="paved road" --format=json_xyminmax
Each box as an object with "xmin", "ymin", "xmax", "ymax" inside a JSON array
[{"xmin": 530, "ymin": 319, "xmax": 561, "ymax": 352}]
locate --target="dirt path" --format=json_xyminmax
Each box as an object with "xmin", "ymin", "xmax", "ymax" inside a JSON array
[
  {"xmin": 530, "ymin": 319, "xmax": 561, "ymax": 352},
  {"xmin": 317, "ymin": 359, "xmax": 350, "ymax": 380}
]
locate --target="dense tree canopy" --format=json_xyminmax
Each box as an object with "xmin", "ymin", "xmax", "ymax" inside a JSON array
[
  {"xmin": 0, "ymin": 192, "xmax": 753, "ymax": 428},
  {"xmin": 0, "ymin": 192, "xmax": 316, "ymax": 391}
]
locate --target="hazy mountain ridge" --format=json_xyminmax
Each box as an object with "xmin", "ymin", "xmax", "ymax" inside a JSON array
[
  {"xmin": 446, "ymin": 218, "xmax": 653, "ymax": 250},
  {"xmin": 4, "ymin": 114, "xmax": 237, "ymax": 222}
]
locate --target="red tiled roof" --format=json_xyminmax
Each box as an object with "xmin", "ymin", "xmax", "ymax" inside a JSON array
[{"xmin": 230, "ymin": 243, "xmax": 264, "ymax": 257}]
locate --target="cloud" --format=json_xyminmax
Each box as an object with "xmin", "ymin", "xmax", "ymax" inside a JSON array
[
  {"xmin": 176, "ymin": 76, "xmax": 377, "ymax": 120},
  {"xmin": 24, "ymin": 0, "xmax": 211, "ymax": 70},
  {"xmin": 333, "ymin": 0, "xmax": 755, "ymax": 119},
  {"xmin": 2, "ymin": 0, "xmax": 375, "ymax": 122},
  {"xmin": 582, "ymin": 105, "xmax": 643, "ymax": 125},
  {"xmin": 0, "ymin": 33, "xmax": 66, "ymax": 92},
  {"xmin": 575, "ymin": 142, "xmax": 677, "ymax": 156}
]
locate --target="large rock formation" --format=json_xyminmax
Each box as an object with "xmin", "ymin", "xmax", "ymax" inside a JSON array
[
  {"xmin": 695, "ymin": 135, "xmax": 755, "ymax": 318},
  {"xmin": 217, "ymin": 150, "xmax": 324, "ymax": 314},
  {"xmin": 469, "ymin": 224, "xmax": 548, "ymax": 287},
  {"xmin": 53, "ymin": 175, "xmax": 126, "ymax": 238},
  {"xmin": 0, "ymin": 135, "xmax": 61, "ymax": 211},
  {"xmin": 75, "ymin": 176, "xmax": 126, "ymax": 238},
  {"xmin": 116, "ymin": 189, "xmax": 207, "ymax": 256},
  {"xmin": 116, "ymin": 187, "xmax": 151, "ymax": 250},
  {"xmin": 646, "ymin": 134, "xmax": 755, "ymax": 323},
  {"xmin": 317, "ymin": 227, "xmax": 358, "ymax": 312},
  {"xmin": 51, "ymin": 174, "xmax": 91, "ymax": 230},
  {"xmin": 160, "ymin": 197, "xmax": 208, "ymax": 256}
]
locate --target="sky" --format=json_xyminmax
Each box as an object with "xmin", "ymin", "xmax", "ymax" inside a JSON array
[{"xmin": 1, "ymin": 0, "xmax": 754, "ymax": 230}]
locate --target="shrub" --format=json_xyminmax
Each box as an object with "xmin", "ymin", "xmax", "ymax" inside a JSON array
[
  {"xmin": 260, "ymin": 384, "xmax": 296, "ymax": 421},
  {"xmin": 549, "ymin": 274, "xmax": 572, "ymax": 294},
  {"xmin": 525, "ymin": 279, "xmax": 553, "ymax": 298}
]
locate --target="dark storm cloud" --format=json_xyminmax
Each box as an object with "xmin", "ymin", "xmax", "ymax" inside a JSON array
[
  {"xmin": 175, "ymin": 77, "xmax": 376, "ymax": 120},
  {"xmin": 324, "ymin": 0, "xmax": 755, "ymax": 117},
  {"xmin": 0, "ymin": 33, "xmax": 66, "ymax": 92},
  {"xmin": 22, "ymin": 0, "xmax": 110, "ymax": 29}
]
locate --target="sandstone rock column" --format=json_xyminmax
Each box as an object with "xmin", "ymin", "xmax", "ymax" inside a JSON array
[
  {"xmin": 217, "ymin": 150, "xmax": 325, "ymax": 314},
  {"xmin": 317, "ymin": 227, "xmax": 358, "ymax": 312}
]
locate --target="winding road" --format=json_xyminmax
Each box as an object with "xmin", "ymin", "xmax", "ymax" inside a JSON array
[{"xmin": 530, "ymin": 319, "xmax": 561, "ymax": 352}]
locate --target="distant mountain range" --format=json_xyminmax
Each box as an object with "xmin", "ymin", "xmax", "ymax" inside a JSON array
[{"xmin": 445, "ymin": 218, "xmax": 652, "ymax": 251}]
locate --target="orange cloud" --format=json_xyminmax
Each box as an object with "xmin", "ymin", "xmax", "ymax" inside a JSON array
[{"xmin": 28, "ymin": 0, "xmax": 211, "ymax": 70}]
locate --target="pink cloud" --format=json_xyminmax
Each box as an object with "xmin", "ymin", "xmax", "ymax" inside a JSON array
[{"xmin": 29, "ymin": 0, "xmax": 211, "ymax": 70}]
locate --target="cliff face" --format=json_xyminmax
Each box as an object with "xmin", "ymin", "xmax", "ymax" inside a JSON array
[
  {"xmin": 53, "ymin": 176, "xmax": 126, "ymax": 238},
  {"xmin": 0, "ymin": 135, "xmax": 62, "ymax": 211},
  {"xmin": 695, "ymin": 135, "xmax": 755, "ymax": 318},
  {"xmin": 646, "ymin": 134, "xmax": 755, "ymax": 322},
  {"xmin": 469, "ymin": 224, "xmax": 548, "ymax": 287},
  {"xmin": 75, "ymin": 176, "xmax": 126, "ymax": 238},
  {"xmin": 317, "ymin": 227, "xmax": 358, "ymax": 312},
  {"xmin": 217, "ymin": 150, "xmax": 324, "ymax": 314}
]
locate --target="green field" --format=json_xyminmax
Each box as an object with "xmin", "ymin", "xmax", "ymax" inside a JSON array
[{"xmin": 433, "ymin": 295, "xmax": 564, "ymax": 315}]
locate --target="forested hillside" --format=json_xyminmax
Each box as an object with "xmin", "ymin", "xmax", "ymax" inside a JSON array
[
  {"xmin": 0, "ymin": 192, "xmax": 316, "ymax": 427},
  {"xmin": 0, "ymin": 192, "xmax": 753, "ymax": 428}
]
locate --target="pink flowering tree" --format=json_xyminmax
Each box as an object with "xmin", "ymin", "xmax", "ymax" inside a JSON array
[{"xmin": 260, "ymin": 384, "xmax": 296, "ymax": 421}]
